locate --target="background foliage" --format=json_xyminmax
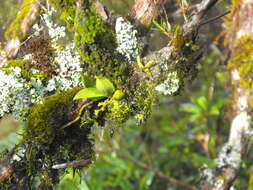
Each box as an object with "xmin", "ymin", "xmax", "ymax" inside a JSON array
[{"xmin": 0, "ymin": 0, "xmax": 252, "ymax": 189}]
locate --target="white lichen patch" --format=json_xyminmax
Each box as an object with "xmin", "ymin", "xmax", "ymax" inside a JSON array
[
  {"xmin": 215, "ymin": 144, "xmax": 242, "ymax": 169},
  {"xmin": 41, "ymin": 7, "xmax": 66, "ymax": 43},
  {"xmin": 0, "ymin": 7, "xmax": 83, "ymax": 119},
  {"xmin": 0, "ymin": 67, "xmax": 30, "ymax": 118},
  {"xmin": 40, "ymin": 7, "xmax": 83, "ymax": 91},
  {"xmin": 47, "ymin": 43, "xmax": 83, "ymax": 91},
  {"xmin": 155, "ymin": 72, "xmax": 180, "ymax": 95},
  {"xmin": 115, "ymin": 17, "xmax": 142, "ymax": 62}
]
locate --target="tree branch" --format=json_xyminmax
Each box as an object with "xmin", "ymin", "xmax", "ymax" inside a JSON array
[
  {"xmin": 127, "ymin": 155, "xmax": 198, "ymax": 190},
  {"xmin": 1, "ymin": 0, "xmax": 43, "ymax": 64},
  {"xmin": 52, "ymin": 159, "xmax": 91, "ymax": 169},
  {"xmin": 0, "ymin": 0, "xmax": 220, "ymax": 187},
  {"xmin": 183, "ymin": 0, "xmax": 219, "ymax": 36},
  {"xmin": 198, "ymin": 0, "xmax": 253, "ymax": 189}
]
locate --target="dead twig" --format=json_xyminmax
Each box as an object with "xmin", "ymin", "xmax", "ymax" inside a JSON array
[{"xmin": 52, "ymin": 159, "xmax": 91, "ymax": 169}]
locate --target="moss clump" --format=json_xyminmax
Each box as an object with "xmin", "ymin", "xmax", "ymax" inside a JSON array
[
  {"xmin": 228, "ymin": 35, "xmax": 253, "ymax": 88},
  {"xmin": 172, "ymin": 33, "xmax": 199, "ymax": 89},
  {"xmin": 19, "ymin": 88, "xmax": 94, "ymax": 187},
  {"xmin": 73, "ymin": 1, "xmax": 129, "ymax": 88},
  {"xmin": 49, "ymin": 0, "xmax": 130, "ymax": 88},
  {"xmin": 5, "ymin": 0, "xmax": 38, "ymax": 40}
]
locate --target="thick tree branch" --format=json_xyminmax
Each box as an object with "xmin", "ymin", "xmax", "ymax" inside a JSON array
[
  {"xmin": 198, "ymin": 0, "xmax": 253, "ymax": 189},
  {"xmin": 0, "ymin": 0, "xmax": 220, "ymax": 187}
]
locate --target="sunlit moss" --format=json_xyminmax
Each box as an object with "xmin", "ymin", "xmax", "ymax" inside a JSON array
[
  {"xmin": 228, "ymin": 35, "xmax": 253, "ymax": 89},
  {"xmin": 5, "ymin": 0, "xmax": 38, "ymax": 40}
]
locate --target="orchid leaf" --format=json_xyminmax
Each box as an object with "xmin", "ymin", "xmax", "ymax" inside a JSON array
[
  {"xmin": 95, "ymin": 76, "xmax": 115, "ymax": 96},
  {"xmin": 73, "ymin": 88, "xmax": 107, "ymax": 100}
]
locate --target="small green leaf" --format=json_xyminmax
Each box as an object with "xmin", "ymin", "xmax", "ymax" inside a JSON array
[
  {"xmin": 80, "ymin": 73, "xmax": 95, "ymax": 88},
  {"xmin": 95, "ymin": 76, "xmax": 115, "ymax": 95},
  {"xmin": 73, "ymin": 88, "xmax": 107, "ymax": 100},
  {"xmin": 196, "ymin": 96, "xmax": 208, "ymax": 111}
]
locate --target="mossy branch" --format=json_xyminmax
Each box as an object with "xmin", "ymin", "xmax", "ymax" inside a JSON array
[{"xmin": 0, "ymin": 0, "xmax": 220, "ymax": 189}]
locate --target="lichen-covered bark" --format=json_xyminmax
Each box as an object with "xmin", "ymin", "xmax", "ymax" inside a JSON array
[
  {"xmin": 198, "ymin": 0, "xmax": 253, "ymax": 189},
  {"xmin": 0, "ymin": 0, "xmax": 219, "ymax": 188}
]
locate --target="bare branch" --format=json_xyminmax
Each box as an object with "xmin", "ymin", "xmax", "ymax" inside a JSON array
[
  {"xmin": 52, "ymin": 159, "xmax": 91, "ymax": 169},
  {"xmin": 183, "ymin": 0, "xmax": 219, "ymax": 36},
  {"xmin": 94, "ymin": 0, "xmax": 110, "ymax": 21},
  {"xmin": 199, "ymin": 10, "xmax": 230, "ymax": 26}
]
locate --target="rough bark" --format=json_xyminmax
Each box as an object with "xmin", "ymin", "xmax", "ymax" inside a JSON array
[{"xmin": 198, "ymin": 0, "xmax": 253, "ymax": 189}]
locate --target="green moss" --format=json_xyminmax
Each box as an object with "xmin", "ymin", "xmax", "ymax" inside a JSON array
[
  {"xmin": 20, "ymin": 88, "xmax": 94, "ymax": 186},
  {"xmin": 228, "ymin": 35, "xmax": 253, "ymax": 88},
  {"xmin": 5, "ymin": 0, "xmax": 38, "ymax": 40},
  {"xmin": 2, "ymin": 59, "xmax": 32, "ymax": 79},
  {"xmin": 48, "ymin": 0, "xmax": 158, "ymax": 126},
  {"xmin": 49, "ymin": 0, "xmax": 128, "ymax": 86}
]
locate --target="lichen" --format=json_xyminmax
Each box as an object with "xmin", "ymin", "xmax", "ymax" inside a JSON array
[
  {"xmin": 155, "ymin": 71, "xmax": 180, "ymax": 95},
  {"xmin": 115, "ymin": 17, "xmax": 143, "ymax": 62},
  {"xmin": 0, "ymin": 6, "xmax": 87, "ymax": 119},
  {"xmin": 0, "ymin": 66, "xmax": 31, "ymax": 118},
  {"xmin": 228, "ymin": 35, "xmax": 253, "ymax": 89}
]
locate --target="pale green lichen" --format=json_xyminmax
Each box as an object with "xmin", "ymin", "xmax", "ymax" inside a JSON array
[
  {"xmin": 115, "ymin": 17, "xmax": 143, "ymax": 62},
  {"xmin": 155, "ymin": 72, "xmax": 180, "ymax": 95}
]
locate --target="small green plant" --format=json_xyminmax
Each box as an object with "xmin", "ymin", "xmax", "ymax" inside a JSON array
[
  {"xmin": 152, "ymin": 19, "xmax": 172, "ymax": 37},
  {"xmin": 74, "ymin": 74, "xmax": 115, "ymax": 100},
  {"xmin": 62, "ymin": 75, "xmax": 123, "ymax": 129}
]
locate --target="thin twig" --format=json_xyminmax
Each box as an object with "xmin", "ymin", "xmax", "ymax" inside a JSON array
[
  {"xmin": 52, "ymin": 159, "xmax": 91, "ymax": 169},
  {"xmin": 183, "ymin": 0, "xmax": 219, "ymax": 34},
  {"xmin": 127, "ymin": 156, "xmax": 198, "ymax": 190},
  {"xmin": 199, "ymin": 10, "xmax": 231, "ymax": 26}
]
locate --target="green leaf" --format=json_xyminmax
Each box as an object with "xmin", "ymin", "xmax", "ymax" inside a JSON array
[
  {"xmin": 80, "ymin": 73, "xmax": 95, "ymax": 88},
  {"xmin": 179, "ymin": 103, "xmax": 201, "ymax": 114},
  {"xmin": 95, "ymin": 76, "xmax": 115, "ymax": 95},
  {"xmin": 196, "ymin": 96, "xmax": 208, "ymax": 111},
  {"xmin": 73, "ymin": 88, "xmax": 107, "ymax": 100},
  {"xmin": 139, "ymin": 171, "xmax": 155, "ymax": 190}
]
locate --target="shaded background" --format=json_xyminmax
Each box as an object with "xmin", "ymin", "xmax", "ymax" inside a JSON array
[{"xmin": 1, "ymin": 0, "xmax": 251, "ymax": 190}]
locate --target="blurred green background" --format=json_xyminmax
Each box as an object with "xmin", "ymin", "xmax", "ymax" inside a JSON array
[{"xmin": 1, "ymin": 0, "xmax": 252, "ymax": 190}]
